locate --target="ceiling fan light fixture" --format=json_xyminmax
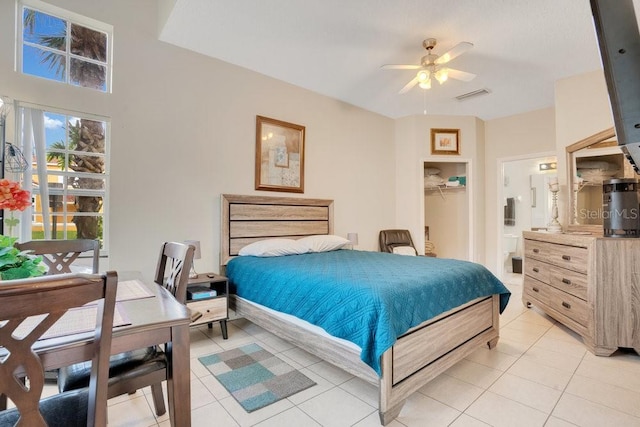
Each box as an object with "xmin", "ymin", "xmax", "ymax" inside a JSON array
[
  {"xmin": 417, "ymin": 70, "xmax": 429, "ymax": 82},
  {"xmin": 419, "ymin": 79, "xmax": 432, "ymax": 90},
  {"xmin": 385, "ymin": 38, "xmax": 475, "ymax": 95},
  {"xmin": 435, "ymin": 68, "xmax": 448, "ymax": 84}
]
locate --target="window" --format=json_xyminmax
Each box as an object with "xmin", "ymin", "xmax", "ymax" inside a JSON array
[
  {"xmin": 18, "ymin": 105, "xmax": 110, "ymax": 251},
  {"xmin": 19, "ymin": 0, "xmax": 112, "ymax": 92}
]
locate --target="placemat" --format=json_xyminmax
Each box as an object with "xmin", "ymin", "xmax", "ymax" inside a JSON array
[
  {"xmin": 14, "ymin": 304, "xmax": 130, "ymax": 341},
  {"xmin": 116, "ymin": 279, "xmax": 154, "ymax": 301}
]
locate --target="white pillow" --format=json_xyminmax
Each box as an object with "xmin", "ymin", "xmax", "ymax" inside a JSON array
[
  {"xmin": 297, "ymin": 234, "xmax": 350, "ymax": 253},
  {"xmin": 238, "ymin": 239, "xmax": 309, "ymax": 257},
  {"xmin": 392, "ymin": 246, "xmax": 417, "ymax": 256}
]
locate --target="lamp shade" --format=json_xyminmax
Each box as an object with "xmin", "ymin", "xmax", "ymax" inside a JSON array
[
  {"xmin": 184, "ymin": 240, "xmax": 201, "ymax": 259},
  {"xmin": 347, "ymin": 233, "xmax": 359, "ymax": 246}
]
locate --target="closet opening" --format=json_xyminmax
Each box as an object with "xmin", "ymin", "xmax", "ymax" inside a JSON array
[{"xmin": 423, "ymin": 159, "xmax": 472, "ymax": 261}]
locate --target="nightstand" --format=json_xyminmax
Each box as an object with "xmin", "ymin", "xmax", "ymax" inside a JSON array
[{"xmin": 186, "ymin": 273, "xmax": 228, "ymax": 339}]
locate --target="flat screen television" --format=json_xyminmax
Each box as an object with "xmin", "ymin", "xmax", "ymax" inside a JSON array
[{"xmin": 590, "ymin": 0, "xmax": 640, "ymax": 173}]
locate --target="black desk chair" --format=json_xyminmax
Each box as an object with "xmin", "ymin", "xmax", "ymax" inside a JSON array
[
  {"xmin": 0, "ymin": 272, "xmax": 118, "ymax": 427},
  {"xmin": 379, "ymin": 229, "xmax": 418, "ymax": 255},
  {"xmin": 58, "ymin": 242, "xmax": 194, "ymax": 416}
]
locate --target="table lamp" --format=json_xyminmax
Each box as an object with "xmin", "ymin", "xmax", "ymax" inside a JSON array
[
  {"xmin": 347, "ymin": 232, "xmax": 359, "ymax": 249},
  {"xmin": 184, "ymin": 240, "xmax": 201, "ymax": 278}
]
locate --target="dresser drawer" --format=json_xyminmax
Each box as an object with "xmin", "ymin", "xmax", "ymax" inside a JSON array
[
  {"xmin": 524, "ymin": 257, "xmax": 550, "ymax": 283},
  {"xmin": 525, "ymin": 239, "xmax": 588, "ymax": 274},
  {"xmin": 548, "ymin": 265, "xmax": 587, "ymax": 301},
  {"xmin": 188, "ymin": 297, "xmax": 227, "ymax": 323},
  {"xmin": 523, "ymin": 276, "xmax": 552, "ymax": 306},
  {"xmin": 546, "ymin": 285, "xmax": 588, "ymax": 327}
]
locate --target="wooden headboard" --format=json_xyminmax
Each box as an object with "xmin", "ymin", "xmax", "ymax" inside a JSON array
[{"xmin": 220, "ymin": 194, "xmax": 334, "ymax": 266}]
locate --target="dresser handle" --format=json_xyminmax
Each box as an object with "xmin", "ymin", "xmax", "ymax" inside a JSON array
[
  {"xmin": 562, "ymin": 255, "xmax": 571, "ymax": 261},
  {"xmin": 562, "ymin": 278, "xmax": 572, "ymax": 285},
  {"xmin": 533, "ymin": 267, "xmax": 539, "ymax": 273},
  {"xmin": 561, "ymin": 301, "xmax": 571, "ymax": 309},
  {"xmin": 533, "ymin": 248, "xmax": 540, "ymax": 253},
  {"xmin": 532, "ymin": 287, "xmax": 539, "ymax": 293}
]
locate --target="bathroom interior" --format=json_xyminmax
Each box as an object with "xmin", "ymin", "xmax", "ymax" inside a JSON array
[{"xmin": 502, "ymin": 155, "xmax": 558, "ymax": 275}]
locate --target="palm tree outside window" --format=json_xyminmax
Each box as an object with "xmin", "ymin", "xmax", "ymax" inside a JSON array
[
  {"xmin": 11, "ymin": 2, "xmax": 112, "ymax": 250},
  {"xmin": 18, "ymin": 107, "xmax": 108, "ymax": 245},
  {"xmin": 21, "ymin": 4, "xmax": 111, "ymax": 91}
]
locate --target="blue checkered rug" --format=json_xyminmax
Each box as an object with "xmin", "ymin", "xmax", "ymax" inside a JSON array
[{"xmin": 198, "ymin": 343, "xmax": 316, "ymax": 412}]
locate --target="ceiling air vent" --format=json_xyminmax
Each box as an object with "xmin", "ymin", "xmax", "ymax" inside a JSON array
[{"xmin": 455, "ymin": 88, "xmax": 491, "ymax": 101}]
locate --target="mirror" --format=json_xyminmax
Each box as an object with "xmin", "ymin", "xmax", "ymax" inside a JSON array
[{"xmin": 566, "ymin": 127, "xmax": 639, "ymax": 234}]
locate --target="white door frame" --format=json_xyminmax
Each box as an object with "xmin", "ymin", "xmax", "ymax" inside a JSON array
[
  {"xmin": 419, "ymin": 157, "xmax": 474, "ymax": 261},
  {"xmin": 496, "ymin": 151, "xmax": 556, "ymax": 277}
]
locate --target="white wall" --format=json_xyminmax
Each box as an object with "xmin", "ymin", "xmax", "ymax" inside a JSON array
[
  {"xmin": 0, "ymin": 0, "xmax": 395, "ymax": 275},
  {"xmin": 555, "ymin": 70, "xmax": 613, "ymax": 153},
  {"xmin": 484, "ymin": 108, "xmax": 556, "ymax": 275},
  {"xmin": 554, "ymin": 70, "xmax": 614, "ymax": 225},
  {"xmin": 395, "ymin": 115, "xmax": 483, "ymax": 261}
]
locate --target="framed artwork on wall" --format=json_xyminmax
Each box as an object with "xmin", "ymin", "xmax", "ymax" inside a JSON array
[
  {"xmin": 431, "ymin": 128, "xmax": 460, "ymax": 155},
  {"xmin": 255, "ymin": 115, "xmax": 305, "ymax": 193}
]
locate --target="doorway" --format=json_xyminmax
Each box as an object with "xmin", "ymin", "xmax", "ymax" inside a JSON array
[
  {"xmin": 422, "ymin": 158, "xmax": 473, "ymax": 261},
  {"xmin": 498, "ymin": 152, "xmax": 557, "ymax": 277}
]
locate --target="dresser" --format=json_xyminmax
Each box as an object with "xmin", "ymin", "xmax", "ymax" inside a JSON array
[{"xmin": 522, "ymin": 231, "xmax": 640, "ymax": 356}]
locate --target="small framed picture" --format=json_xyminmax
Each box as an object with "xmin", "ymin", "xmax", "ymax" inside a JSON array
[
  {"xmin": 255, "ymin": 115, "xmax": 305, "ymax": 193},
  {"xmin": 431, "ymin": 128, "xmax": 460, "ymax": 155}
]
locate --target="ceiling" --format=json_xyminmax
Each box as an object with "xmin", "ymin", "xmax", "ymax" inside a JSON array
[{"xmin": 158, "ymin": 0, "xmax": 638, "ymax": 121}]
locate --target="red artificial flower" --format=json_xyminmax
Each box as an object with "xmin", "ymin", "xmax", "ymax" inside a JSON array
[{"xmin": 0, "ymin": 179, "xmax": 31, "ymax": 212}]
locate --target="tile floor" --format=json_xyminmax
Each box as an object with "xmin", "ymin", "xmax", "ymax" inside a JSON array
[{"xmin": 64, "ymin": 274, "xmax": 640, "ymax": 426}]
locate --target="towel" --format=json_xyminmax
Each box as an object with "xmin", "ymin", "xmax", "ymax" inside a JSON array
[{"xmin": 504, "ymin": 198, "xmax": 515, "ymax": 226}]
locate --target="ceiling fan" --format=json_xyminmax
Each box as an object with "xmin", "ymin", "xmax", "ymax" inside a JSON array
[{"xmin": 382, "ymin": 38, "xmax": 476, "ymax": 94}]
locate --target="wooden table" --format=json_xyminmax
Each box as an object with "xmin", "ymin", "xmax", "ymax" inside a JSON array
[{"xmin": 27, "ymin": 273, "xmax": 191, "ymax": 426}]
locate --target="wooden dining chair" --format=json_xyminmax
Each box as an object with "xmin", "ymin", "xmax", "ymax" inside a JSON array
[
  {"xmin": 15, "ymin": 239, "xmax": 100, "ymax": 274},
  {"xmin": 15, "ymin": 239, "xmax": 101, "ymax": 383},
  {"xmin": 0, "ymin": 271, "xmax": 118, "ymax": 427},
  {"xmin": 58, "ymin": 242, "xmax": 194, "ymax": 417},
  {"xmin": 154, "ymin": 241, "xmax": 195, "ymax": 304}
]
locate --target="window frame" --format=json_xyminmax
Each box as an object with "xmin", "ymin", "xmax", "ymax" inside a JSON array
[
  {"xmin": 17, "ymin": 0, "xmax": 114, "ymax": 93},
  {"xmin": 17, "ymin": 101, "xmax": 111, "ymax": 256}
]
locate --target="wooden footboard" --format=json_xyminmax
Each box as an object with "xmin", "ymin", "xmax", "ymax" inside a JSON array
[
  {"xmin": 231, "ymin": 293, "xmax": 500, "ymax": 425},
  {"xmin": 231, "ymin": 295, "xmax": 379, "ymax": 384},
  {"xmin": 378, "ymin": 294, "xmax": 500, "ymax": 424}
]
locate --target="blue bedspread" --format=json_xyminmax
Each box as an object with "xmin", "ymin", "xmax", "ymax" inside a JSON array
[{"xmin": 226, "ymin": 250, "xmax": 510, "ymax": 375}]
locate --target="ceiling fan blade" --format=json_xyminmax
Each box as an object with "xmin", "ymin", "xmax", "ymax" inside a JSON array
[
  {"xmin": 399, "ymin": 76, "xmax": 419, "ymax": 94},
  {"xmin": 435, "ymin": 41, "xmax": 473, "ymax": 65},
  {"xmin": 381, "ymin": 64, "xmax": 421, "ymax": 70},
  {"xmin": 447, "ymin": 68, "xmax": 476, "ymax": 82}
]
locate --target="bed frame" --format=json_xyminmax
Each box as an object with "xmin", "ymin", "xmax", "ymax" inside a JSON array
[{"xmin": 221, "ymin": 194, "xmax": 500, "ymax": 425}]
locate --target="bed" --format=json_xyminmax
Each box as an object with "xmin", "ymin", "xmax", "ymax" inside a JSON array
[{"xmin": 220, "ymin": 194, "xmax": 510, "ymax": 425}]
